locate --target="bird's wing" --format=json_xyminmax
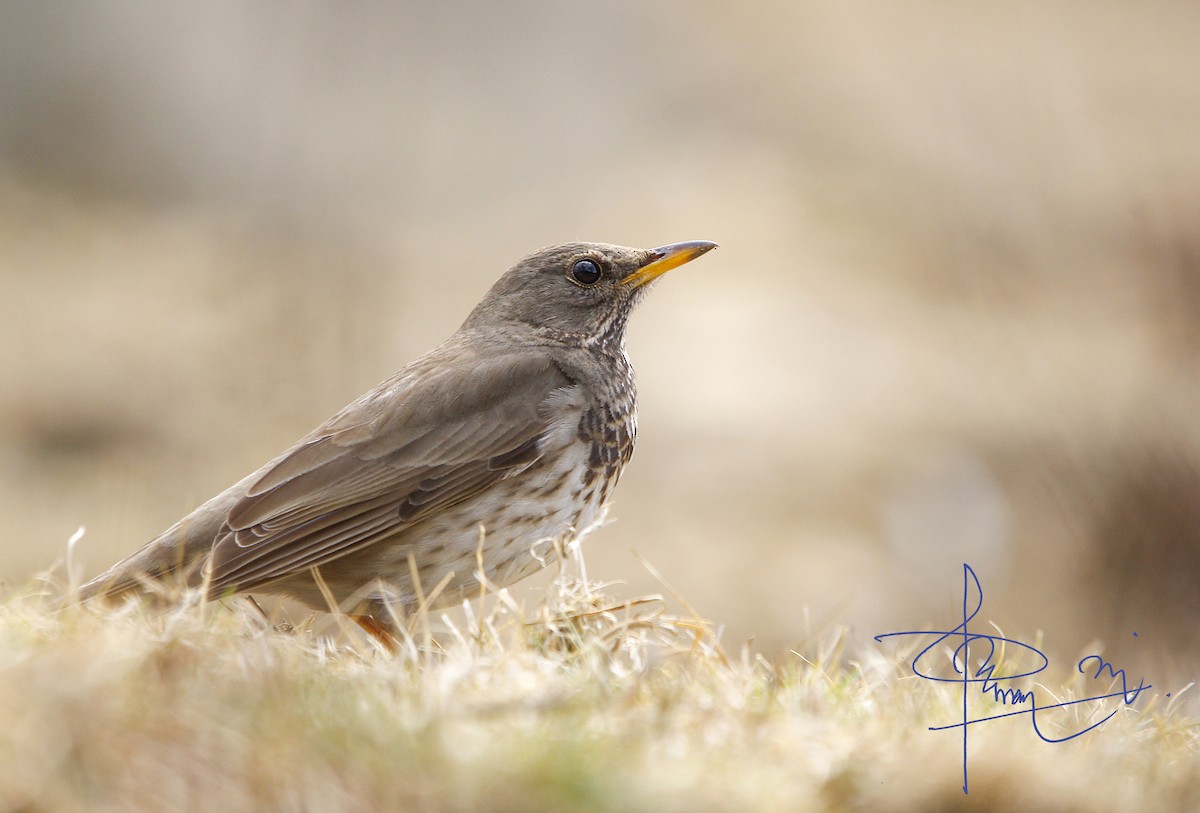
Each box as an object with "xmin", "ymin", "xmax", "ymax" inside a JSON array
[{"xmin": 206, "ymin": 347, "xmax": 574, "ymax": 594}]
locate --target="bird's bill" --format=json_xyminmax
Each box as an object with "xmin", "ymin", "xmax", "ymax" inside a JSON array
[{"xmin": 622, "ymin": 240, "xmax": 718, "ymax": 289}]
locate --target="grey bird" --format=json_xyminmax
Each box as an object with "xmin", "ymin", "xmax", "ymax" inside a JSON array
[{"xmin": 79, "ymin": 240, "xmax": 717, "ymax": 642}]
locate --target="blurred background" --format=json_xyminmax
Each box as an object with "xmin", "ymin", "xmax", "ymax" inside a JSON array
[{"xmin": 1, "ymin": 1, "xmax": 1196, "ymax": 681}]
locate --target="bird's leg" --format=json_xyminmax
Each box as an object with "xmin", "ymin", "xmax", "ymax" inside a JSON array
[
  {"xmin": 243, "ymin": 594, "xmax": 270, "ymax": 621},
  {"xmin": 353, "ymin": 614, "xmax": 399, "ymax": 653}
]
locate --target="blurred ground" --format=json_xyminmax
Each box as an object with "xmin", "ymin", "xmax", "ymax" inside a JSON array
[{"xmin": 1, "ymin": 1, "xmax": 1197, "ymax": 680}]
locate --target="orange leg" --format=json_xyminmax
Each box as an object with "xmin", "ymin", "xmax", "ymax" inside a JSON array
[{"xmin": 353, "ymin": 614, "xmax": 399, "ymax": 653}]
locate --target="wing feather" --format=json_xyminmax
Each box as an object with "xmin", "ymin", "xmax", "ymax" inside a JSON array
[{"xmin": 207, "ymin": 346, "xmax": 573, "ymax": 595}]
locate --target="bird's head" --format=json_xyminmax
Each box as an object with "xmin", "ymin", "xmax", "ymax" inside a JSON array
[{"xmin": 464, "ymin": 240, "xmax": 718, "ymax": 347}]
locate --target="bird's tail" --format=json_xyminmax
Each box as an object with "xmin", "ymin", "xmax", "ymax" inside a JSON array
[
  {"xmin": 75, "ymin": 542, "xmax": 209, "ymax": 604},
  {"xmin": 74, "ymin": 509, "xmax": 225, "ymax": 604}
]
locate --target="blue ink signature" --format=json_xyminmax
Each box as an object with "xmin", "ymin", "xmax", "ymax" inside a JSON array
[{"xmin": 874, "ymin": 564, "xmax": 1151, "ymax": 794}]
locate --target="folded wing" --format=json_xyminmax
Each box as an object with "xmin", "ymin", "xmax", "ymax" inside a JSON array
[{"xmin": 207, "ymin": 348, "xmax": 572, "ymax": 594}]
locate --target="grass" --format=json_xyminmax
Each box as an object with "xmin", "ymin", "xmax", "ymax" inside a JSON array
[{"xmin": 2, "ymin": 542, "xmax": 1197, "ymax": 813}]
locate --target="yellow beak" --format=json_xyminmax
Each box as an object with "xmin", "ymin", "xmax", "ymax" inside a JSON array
[{"xmin": 622, "ymin": 240, "xmax": 718, "ymax": 289}]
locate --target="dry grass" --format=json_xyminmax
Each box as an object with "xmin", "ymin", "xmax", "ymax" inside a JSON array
[{"xmin": 1, "ymin": 540, "xmax": 1197, "ymax": 813}]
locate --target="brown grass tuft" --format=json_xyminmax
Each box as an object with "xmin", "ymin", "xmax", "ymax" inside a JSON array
[{"xmin": 1, "ymin": 543, "xmax": 1197, "ymax": 812}]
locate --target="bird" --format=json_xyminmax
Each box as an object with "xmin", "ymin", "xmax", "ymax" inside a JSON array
[{"xmin": 79, "ymin": 240, "xmax": 717, "ymax": 643}]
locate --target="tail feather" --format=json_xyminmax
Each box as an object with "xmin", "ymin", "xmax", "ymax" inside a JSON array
[
  {"xmin": 77, "ymin": 549, "xmax": 204, "ymax": 602},
  {"xmin": 76, "ymin": 488, "xmax": 238, "ymax": 603}
]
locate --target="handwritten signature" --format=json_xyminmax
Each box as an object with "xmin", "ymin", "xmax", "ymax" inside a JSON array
[{"xmin": 874, "ymin": 563, "xmax": 1151, "ymax": 794}]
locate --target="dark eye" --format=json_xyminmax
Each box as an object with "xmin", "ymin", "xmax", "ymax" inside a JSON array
[{"xmin": 570, "ymin": 258, "xmax": 603, "ymax": 286}]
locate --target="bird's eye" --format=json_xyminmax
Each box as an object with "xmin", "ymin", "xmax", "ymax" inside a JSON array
[{"xmin": 570, "ymin": 258, "xmax": 603, "ymax": 286}]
